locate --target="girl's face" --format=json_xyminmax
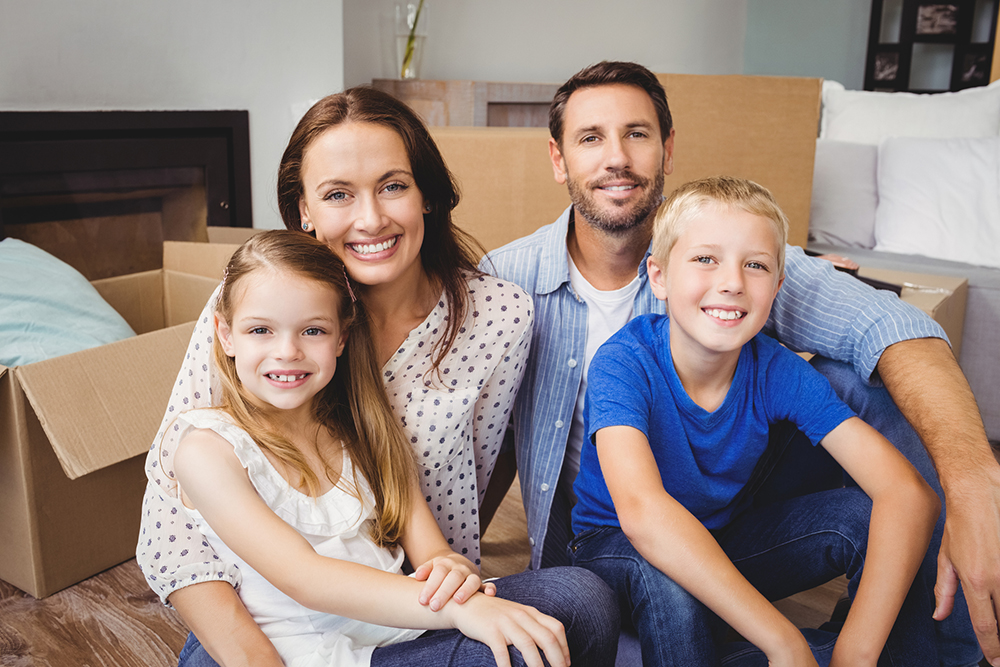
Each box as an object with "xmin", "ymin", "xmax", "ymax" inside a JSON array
[
  {"xmin": 298, "ymin": 122, "xmax": 427, "ymax": 292},
  {"xmin": 216, "ymin": 270, "xmax": 347, "ymax": 417}
]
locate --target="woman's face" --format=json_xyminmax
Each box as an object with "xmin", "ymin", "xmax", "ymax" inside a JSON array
[{"xmin": 298, "ymin": 122, "xmax": 426, "ymax": 291}]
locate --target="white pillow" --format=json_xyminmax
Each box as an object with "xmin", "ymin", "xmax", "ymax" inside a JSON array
[
  {"xmin": 0, "ymin": 238, "xmax": 136, "ymax": 367},
  {"xmin": 808, "ymin": 139, "xmax": 878, "ymax": 248},
  {"xmin": 820, "ymin": 79, "xmax": 1000, "ymax": 145},
  {"xmin": 873, "ymin": 137, "xmax": 1000, "ymax": 269}
]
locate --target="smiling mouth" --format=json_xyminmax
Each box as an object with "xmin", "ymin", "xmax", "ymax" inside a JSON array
[
  {"xmin": 266, "ymin": 373, "xmax": 308, "ymax": 382},
  {"xmin": 704, "ymin": 308, "xmax": 746, "ymax": 321},
  {"xmin": 348, "ymin": 236, "xmax": 399, "ymax": 256}
]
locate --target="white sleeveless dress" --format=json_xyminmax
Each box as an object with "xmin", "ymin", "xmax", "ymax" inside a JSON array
[{"xmin": 178, "ymin": 409, "xmax": 424, "ymax": 667}]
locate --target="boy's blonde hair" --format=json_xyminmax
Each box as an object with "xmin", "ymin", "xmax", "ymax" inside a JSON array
[
  {"xmin": 651, "ymin": 176, "xmax": 789, "ymax": 277},
  {"xmin": 213, "ymin": 230, "xmax": 414, "ymax": 548}
]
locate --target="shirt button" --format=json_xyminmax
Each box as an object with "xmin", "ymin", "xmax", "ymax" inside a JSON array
[
  {"xmin": 540, "ymin": 483, "xmax": 550, "ymax": 492},
  {"xmin": 555, "ymin": 420, "xmax": 564, "ymax": 428},
  {"xmin": 567, "ymin": 358, "xmax": 578, "ymax": 368},
  {"xmin": 529, "ymin": 537, "xmax": 535, "ymax": 546}
]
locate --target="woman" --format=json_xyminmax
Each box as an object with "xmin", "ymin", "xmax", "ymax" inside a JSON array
[{"xmin": 137, "ymin": 88, "xmax": 616, "ymax": 666}]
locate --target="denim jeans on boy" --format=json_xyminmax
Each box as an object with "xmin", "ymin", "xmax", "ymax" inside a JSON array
[
  {"xmin": 569, "ymin": 485, "xmax": 938, "ymax": 666},
  {"xmin": 176, "ymin": 566, "xmax": 619, "ymax": 667},
  {"xmin": 810, "ymin": 356, "xmax": 981, "ymax": 666}
]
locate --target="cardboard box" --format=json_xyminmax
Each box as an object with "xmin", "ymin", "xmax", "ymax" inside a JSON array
[
  {"xmin": 0, "ymin": 242, "xmax": 233, "ymax": 598},
  {"xmin": 858, "ymin": 266, "xmax": 969, "ymax": 359}
]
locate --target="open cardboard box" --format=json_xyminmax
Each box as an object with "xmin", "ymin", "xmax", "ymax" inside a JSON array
[
  {"xmin": 857, "ymin": 266, "xmax": 969, "ymax": 359},
  {"xmin": 0, "ymin": 240, "xmax": 238, "ymax": 598}
]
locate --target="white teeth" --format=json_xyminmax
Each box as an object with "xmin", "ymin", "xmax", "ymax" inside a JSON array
[
  {"xmin": 706, "ymin": 309, "xmax": 745, "ymax": 321},
  {"xmin": 268, "ymin": 373, "xmax": 306, "ymax": 382},
  {"xmin": 603, "ymin": 185, "xmax": 635, "ymax": 191},
  {"xmin": 352, "ymin": 237, "xmax": 398, "ymax": 255}
]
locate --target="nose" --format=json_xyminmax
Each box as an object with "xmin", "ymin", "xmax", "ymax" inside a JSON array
[
  {"xmin": 274, "ymin": 333, "xmax": 304, "ymax": 361},
  {"xmin": 604, "ymin": 135, "xmax": 631, "ymax": 172},
  {"xmin": 353, "ymin": 193, "xmax": 387, "ymax": 235},
  {"xmin": 718, "ymin": 265, "xmax": 745, "ymax": 295}
]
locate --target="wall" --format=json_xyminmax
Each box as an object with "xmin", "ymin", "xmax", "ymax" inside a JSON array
[
  {"xmin": 743, "ymin": 0, "xmax": 871, "ymax": 89},
  {"xmin": 344, "ymin": 0, "xmax": 748, "ymax": 87},
  {"xmin": 0, "ymin": 0, "xmax": 344, "ymax": 229}
]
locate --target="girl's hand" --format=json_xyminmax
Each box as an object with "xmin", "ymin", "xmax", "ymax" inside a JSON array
[
  {"xmin": 413, "ymin": 553, "xmax": 496, "ymax": 611},
  {"xmin": 446, "ymin": 592, "xmax": 570, "ymax": 667}
]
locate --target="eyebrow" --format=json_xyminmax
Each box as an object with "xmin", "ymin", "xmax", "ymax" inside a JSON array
[{"xmin": 313, "ymin": 168, "xmax": 414, "ymax": 193}]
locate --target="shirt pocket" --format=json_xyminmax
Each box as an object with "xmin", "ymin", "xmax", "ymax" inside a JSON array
[{"xmin": 400, "ymin": 385, "xmax": 479, "ymax": 470}]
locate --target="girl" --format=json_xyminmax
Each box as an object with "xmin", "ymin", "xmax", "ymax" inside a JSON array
[
  {"xmin": 136, "ymin": 88, "xmax": 603, "ymax": 664},
  {"xmin": 173, "ymin": 230, "xmax": 617, "ymax": 667}
]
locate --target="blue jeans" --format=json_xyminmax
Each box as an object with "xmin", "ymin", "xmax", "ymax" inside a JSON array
[
  {"xmin": 569, "ymin": 486, "xmax": 937, "ymax": 666},
  {"xmin": 177, "ymin": 567, "xmax": 619, "ymax": 667},
  {"xmin": 808, "ymin": 357, "xmax": 980, "ymax": 666}
]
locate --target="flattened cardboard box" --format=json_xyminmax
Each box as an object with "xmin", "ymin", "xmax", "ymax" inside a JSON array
[{"xmin": 0, "ymin": 244, "xmax": 230, "ymax": 598}]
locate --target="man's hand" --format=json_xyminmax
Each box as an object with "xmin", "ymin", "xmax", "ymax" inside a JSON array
[{"xmin": 934, "ymin": 470, "xmax": 1000, "ymax": 665}]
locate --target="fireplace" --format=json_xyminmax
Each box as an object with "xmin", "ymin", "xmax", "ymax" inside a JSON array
[{"xmin": 0, "ymin": 111, "xmax": 251, "ymax": 279}]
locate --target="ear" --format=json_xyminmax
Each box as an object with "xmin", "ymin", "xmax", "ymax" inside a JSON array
[
  {"xmin": 662, "ymin": 128, "xmax": 676, "ymax": 176},
  {"xmin": 774, "ymin": 274, "xmax": 785, "ymax": 298},
  {"xmin": 548, "ymin": 137, "xmax": 568, "ymax": 185},
  {"xmin": 215, "ymin": 314, "xmax": 236, "ymax": 358},
  {"xmin": 336, "ymin": 328, "xmax": 348, "ymax": 358},
  {"xmin": 647, "ymin": 256, "xmax": 669, "ymax": 302},
  {"xmin": 298, "ymin": 197, "xmax": 312, "ymax": 230}
]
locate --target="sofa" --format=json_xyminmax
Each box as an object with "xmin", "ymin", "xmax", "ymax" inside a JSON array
[{"xmin": 808, "ymin": 79, "xmax": 1000, "ymax": 442}]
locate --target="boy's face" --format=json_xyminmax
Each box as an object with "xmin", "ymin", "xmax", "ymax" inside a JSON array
[{"xmin": 648, "ymin": 203, "xmax": 783, "ymax": 357}]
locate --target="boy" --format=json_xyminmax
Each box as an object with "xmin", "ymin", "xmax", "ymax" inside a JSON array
[{"xmin": 569, "ymin": 177, "xmax": 940, "ymax": 666}]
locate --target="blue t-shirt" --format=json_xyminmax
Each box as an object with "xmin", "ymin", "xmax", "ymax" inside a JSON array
[{"xmin": 572, "ymin": 314, "xmax": 856, "ymax": 535}]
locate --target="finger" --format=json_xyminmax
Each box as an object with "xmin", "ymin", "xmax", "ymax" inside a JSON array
[
  {"xmin": 484, "ymin": 630, "xmax": 513, "ymax": 667},
  {"xmin": 503, "ymin": 620, "xmax": 548, "ymax": 667},
  {"xmin": 933, "ymin": 552, "xmax": 958, "ymax": 621},
  {"xmin": 430, "ymin": 570, "xmax": 467, "ymax": 611},
  {"xmin": 419, "ymin": 565, "xmax": 448, "ymax": 606},
  {"xmin": 530, "ymin": 613, "xmax": 569, "ymax": 667},
  {"xmin": 413, "ymin": 561, "xmax": 432, "ymax": 582},
  {"xmin": 453, "ymin": 575, "xmax": 482, "ymax": 604},
  {"xmin": 481, "ymin": 581, "xmax": 497, "ymax": 597}
]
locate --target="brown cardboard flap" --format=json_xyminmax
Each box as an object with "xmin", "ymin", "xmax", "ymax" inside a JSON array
[
  {"xmin": 92, "ymin": 270, "xmax": 166, "ymax": 335},
  {"xmin": 164, "ymin": 270, "xmax": 219, "ymax": 326},
  {"xmin": 656, "ymin": 73, "xmax": 821, "ymax": 249},
  {"xmin": 163, "ymin": 240, "xmax": 240, "ymax": 280},
  {"xmin": 430, "ymin": 127, "xmax": 570, "ymax": 252},
  {"xmin": 206, "ymin": 226, "xmax": 261, "ymax": 245},
  {"xmin": 14, "ymin": 322, "xmax": 195, "ymax": 480}
]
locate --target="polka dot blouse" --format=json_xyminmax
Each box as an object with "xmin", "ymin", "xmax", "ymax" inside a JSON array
[{"xmin": 136, "ymin": 274, "xmax": 533, "ymax": 604}]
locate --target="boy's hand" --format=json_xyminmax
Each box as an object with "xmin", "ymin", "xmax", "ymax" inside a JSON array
[{"xmin": 413, "ymin": 554, "xmax": 496, "ymax": 611}]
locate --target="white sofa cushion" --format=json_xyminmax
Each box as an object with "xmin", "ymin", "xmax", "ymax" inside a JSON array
[
  {"xmin": 874, "ymin": 136, "xmax": 1000, "ymax": 270},
  {"xmin": 808, "ymin": 139, "xmax": 879, "ymax": 248},
  {"xmin": 820, "ymin": 79, "xmax": 1000, "ymax": 145}
]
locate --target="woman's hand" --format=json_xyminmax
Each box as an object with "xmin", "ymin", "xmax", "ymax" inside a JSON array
[
  {"xmin": 445, "ymin": 592, "xmax": 569, "ymax": 667},
  {"xmin": 413, "ymin": 553, "xmax": 496, "ymax": 611}
]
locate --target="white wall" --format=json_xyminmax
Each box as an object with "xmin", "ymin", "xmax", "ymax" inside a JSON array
[
  {"xmin": 344, "ymin": 0, "xmax": 747, "ymax": 87},
  {"xmin": 0, "ymin": 0, "xmax": 344, "ymax": 229},
  {"xmin": 743, "ymin": 0, "xmax": 871, "ymax": 89}
]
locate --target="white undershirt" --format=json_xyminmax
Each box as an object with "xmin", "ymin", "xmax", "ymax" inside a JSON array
[{"xmin": 564, "ymin": 253, "xmax": 640, "ymax": 484}]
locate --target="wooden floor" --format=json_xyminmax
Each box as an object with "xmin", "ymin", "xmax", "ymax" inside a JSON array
[{"xmin": 0, "ymin": 479, "xmax": 846, "ymax": 666}]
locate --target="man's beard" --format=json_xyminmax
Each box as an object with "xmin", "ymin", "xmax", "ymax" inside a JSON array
[{"xmin": 568, "ymin": 168, "xmax": 665, "ymax": 235}]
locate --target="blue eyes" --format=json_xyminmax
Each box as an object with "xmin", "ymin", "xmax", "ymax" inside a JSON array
[{"xmin": 250, "ymin": 327, "xmax": 270, "ymax": 335}]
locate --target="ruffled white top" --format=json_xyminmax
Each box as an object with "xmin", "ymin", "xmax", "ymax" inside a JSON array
[{"xmin": 177, "ymin": 409, "xmax": 423, "ymax": 667}]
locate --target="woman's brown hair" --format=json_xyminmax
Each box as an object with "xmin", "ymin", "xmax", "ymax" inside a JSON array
[
  {"xmin": 277, "ymin": 86, "xmax": 484, "ymax": 372},
  {"xmin": 213, "ymin": 230, "xmax": 414, "ymax": 547}
]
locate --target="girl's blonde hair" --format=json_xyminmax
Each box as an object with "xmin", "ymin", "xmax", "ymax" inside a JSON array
[
  {"xmin": 651, "ymin": 176, "xmax": 789, "ymax": 278},
  {"xmin": 213, "ymin": 230, "xmax": 414, "ymax": 547}
]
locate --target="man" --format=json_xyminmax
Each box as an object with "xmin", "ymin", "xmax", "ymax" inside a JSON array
[{"xmin": 484, "ymin": 61, "xmax": 996, "ymax": 666}]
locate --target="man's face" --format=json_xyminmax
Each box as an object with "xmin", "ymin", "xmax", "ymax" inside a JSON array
[{"xmin": 550, "ymin": 84, "xmax": 674, "ymax": 235}]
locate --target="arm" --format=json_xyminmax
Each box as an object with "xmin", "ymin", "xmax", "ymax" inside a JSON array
[
  {"xmin": 877, "ymin": 338, "xmax": 1000, "ymax": 661},
  {"xmin": 819, "ymin": 417, "xmax": 940, "ymax": 667},
  {"xmin": 169, "ymin": 582, "xmax": 282, "ymax": 667},
  {"xmin": 598, "ymin": 426, "xmax": 816, "ymax": 666},
  {"xmin": 176, "ymin": 428, "xmax": 566, "ymax": 667}
]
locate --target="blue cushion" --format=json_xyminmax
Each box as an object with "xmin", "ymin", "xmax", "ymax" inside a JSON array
[{"xmin": 0, "ymin": 238, "xmax": 135, "ymax": 367}]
